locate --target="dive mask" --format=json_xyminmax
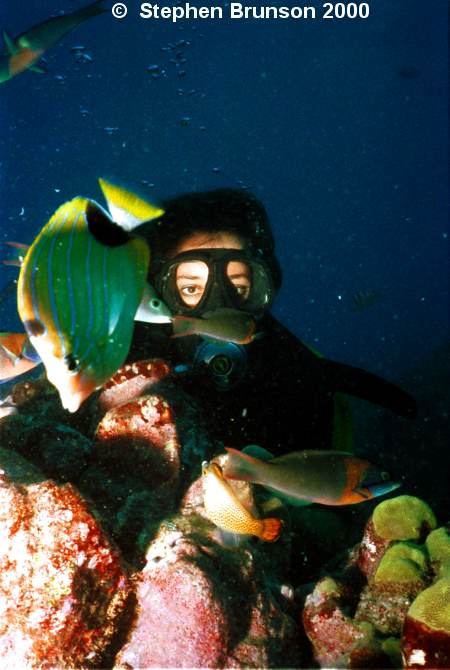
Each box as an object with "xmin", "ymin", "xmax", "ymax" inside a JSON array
[{"xmin": 153, "ymin": 248, "xmax": 275, "ymax": 317}]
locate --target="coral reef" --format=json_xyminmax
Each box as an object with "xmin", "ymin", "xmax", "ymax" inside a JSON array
[
  {"xmin": 0, "ymin": 359, "xmax": 299, "ymax": 668},
  {"xmin": 0, "ymin": 452, "xmax": 130, "ymax": 668},
  {"xmin": 304, "ymin": 495, "xmax": 450, "ymax": 669},
  {"xmin": 1, "ymin": 358, "xmax": 448, "ymax": 668}
]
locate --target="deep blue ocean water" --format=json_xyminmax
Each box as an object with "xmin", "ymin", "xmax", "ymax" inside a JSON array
[{"xmin": 0, "ymin": 2, "xmax": 448, "ymax": 510}]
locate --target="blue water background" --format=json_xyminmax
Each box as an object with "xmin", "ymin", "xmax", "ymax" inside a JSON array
[{"xmin": 0, "ymin": 0, "xmax": 447, "ymax": 385}]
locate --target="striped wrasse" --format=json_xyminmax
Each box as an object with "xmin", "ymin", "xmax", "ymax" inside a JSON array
[{"xmin": 17, "ymin": 178, "xmax": 163, "ymax": 412}]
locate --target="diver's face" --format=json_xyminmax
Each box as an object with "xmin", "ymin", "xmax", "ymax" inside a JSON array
[{"xmin": 171, "ymin": 232, "xmax": 251, "ymax": 308}]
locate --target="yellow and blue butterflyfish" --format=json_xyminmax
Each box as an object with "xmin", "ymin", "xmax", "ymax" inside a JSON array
[{"xmin": 17, "ymin": 179, "xmax": 164, "ymax": 413}]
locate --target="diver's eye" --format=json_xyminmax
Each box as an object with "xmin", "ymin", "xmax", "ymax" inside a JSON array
[
  {"xmin": 64, "ymin": 353, "xmax": 80, "ymax": 373},
  {"xmin": 178, "ymin": 283, "xmax": 205, "ymax": 307},
  {"xmin": 232, "ymin": 284, "xmax": 251, "ymax": 300},
  {"xmin": 180, "ymin": 285, "xmax": 203, "ymax": 296}
]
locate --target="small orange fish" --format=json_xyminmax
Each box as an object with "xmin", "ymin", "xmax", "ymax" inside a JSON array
[
  {"xmin": 172, "ymin": 308, "xmax": 256, "ymax": 345},
  {"xmin": 0, "ymin": 332, "xmax": 41, "ymax": 382},
  {"xmin": 202, "ymin": 460, "xmax": 282, "ymax": 542}
]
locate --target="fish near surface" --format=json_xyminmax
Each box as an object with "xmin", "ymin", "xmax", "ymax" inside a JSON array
[
  {"xmin": 17, "ymin": 179, "xmax": 164, "ymax": 412},
  {"xmin": 0, "ymin": 332, "xmax": 41, "ymax": 382},
  {"xmin": 0, "ymin": 1, "xmax": 106, "ymax": 84},
  {"xmin": 202, "ymin": 461, "xmax": 282, "ymax": 542},
  {"xmin": 172, "ymin": 308, "xmax": 256, "ymax": 344},
  {"xmin": 224, "ymin": 448, "xmax": 400, "ymax": 506}
]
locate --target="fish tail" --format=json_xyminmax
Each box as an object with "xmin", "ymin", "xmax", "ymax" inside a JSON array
[
  {"xmin": 77, "ymin": 0, "xmax": 108, "ymax": 21},
  {"xmin": 259, "ymin": 517, "xmax": 282, "ymax": 542},
  {"xmin": 171, "ymin": 315, "xmax": 199, "ymax": 338},
  {"xmin": 224, "ymin": 446, "xmax": 262, "ymax": 482}
]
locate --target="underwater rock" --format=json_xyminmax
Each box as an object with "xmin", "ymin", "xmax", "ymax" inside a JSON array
[
  {"xmin": 97, "ymin": 358, "xmax": 172, "ymax": 413},
  {"xmin": 302, "ymin": 576, "xmax": 390, "ymax": 668},
  {"xmin": 401, "ymin": 578, "xmax": 450, "ymax": 668},
  {"xmin": 0, "ymin": 414, "xmax": 92, "ymax": 483},
  {"xmin": 94, "ymin": 393, "xmax": 180, "ymax": 511},
  {"xmin": 114, "ymin": 517, "xmax": 300, "ymax": 669},
  {"xmin": 355, "ymin": 542, "xmax": 429, "ymax": 635},
  {"xmin": 357, "ymin": 516, "xmax": 393, "ymax": 581},
  {"xmin": 0, "ymin": 469, "xmax": 130, "ymax": 668}
]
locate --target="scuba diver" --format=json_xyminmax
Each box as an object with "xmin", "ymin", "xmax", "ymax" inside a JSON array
[{"xmin": 129, "ymin": 188, "xmax": 417, "ymax": 455}]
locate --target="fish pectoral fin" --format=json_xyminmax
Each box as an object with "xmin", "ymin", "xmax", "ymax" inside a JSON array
[
  {"xmin": 2, "ymin": 31, "xmax": 18, "ymax": 55},
  {"xmin": 107, "ymin": 291, "xmax": 127, "ymax": 337},
  {"xmin": 98, "ymin": 178, "xmax": 164, "ymax": 232},
  {"xmin": 30, "ymin": 64, "xmax": 47, "ymax": 74}
]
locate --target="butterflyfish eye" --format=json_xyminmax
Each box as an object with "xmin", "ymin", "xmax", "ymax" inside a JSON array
[
  {"xmin": 381, "ymin": 471, "xmax": 390, "ymax": 481},
  {"xmin": 23, "ymin": 319, "xmax": 46, "ymax": 337},
  {"xmin": 150, "ymin": 298, "xmax": 161, "ymax": 309},
  {"xmin": 64, "ymin": 353, "xmax": 80, "ymax": 373}
]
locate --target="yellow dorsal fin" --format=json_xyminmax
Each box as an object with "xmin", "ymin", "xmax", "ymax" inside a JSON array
[{"xmin": 98, "ymin": 178, "xmax": 164, "ymax": 232}]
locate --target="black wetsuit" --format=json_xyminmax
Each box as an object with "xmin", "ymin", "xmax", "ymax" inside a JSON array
[{"xmin": 128, "ymin": 314, "xmax": 417, "ymax": 455}]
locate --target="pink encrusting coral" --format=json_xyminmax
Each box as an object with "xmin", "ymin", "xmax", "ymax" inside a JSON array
[
  {"xmin": 97, "ymin": 358, "xmax": 172, "ymax": 412},
  {"xmin": 0, "ymin": 459, "xmax": 130, "ymax": 668}
]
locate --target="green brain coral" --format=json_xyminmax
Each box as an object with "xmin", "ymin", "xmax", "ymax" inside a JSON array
[
  {"xmin": 374, "ymin": 555, "xmax": 424, "ymax": 585},
  {"xmin": 425, "ymin": 527, "xmax": 450, "ymax": 570},
  {"xmin": 372, "ymin": 496, "xmax": 437, "ymax": 541},
  {"xmin": 374, "ymin": 542, "xmax": 428, "ymax": 584},
  {"xmin": 407, "ymin": 578, "xmax": 450, "ymax": 633}
]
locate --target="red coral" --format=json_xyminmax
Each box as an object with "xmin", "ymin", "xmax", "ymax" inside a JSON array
[
  {"xmin": 0, "ymin": 473, "xmax": 130, "ymax": 668},
  {"xmin": 357, "ymin": 518, "xmax": 392, "ymax": 581},
  {"xmin": 402, "ymin": 616, "xmax": 450, "ymax": 669}
]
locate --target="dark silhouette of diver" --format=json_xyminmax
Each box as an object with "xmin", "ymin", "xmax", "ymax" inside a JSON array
[{"xmin": 129, "ymin": 188, "xmax": 417, "ymax": 455}]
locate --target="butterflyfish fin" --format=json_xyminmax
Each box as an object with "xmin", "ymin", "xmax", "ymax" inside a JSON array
[
  {"xmin": 107, "ymin": 290, "xmax": 126, "ymax": 337},
  {"xmin": 3, "ymin": 259, "xmax": 22, "ymax": 267},
  {"xmin": 243, "ymin": 444, "xmax": 274, "ymax": 461},
  {"xmin": 3, "ymin": 241, "xmax": 30, "ymax": 267},
  {"xmin": 85, "ymin": 200, "xmax": 131, "ymax": 247},
  {"xmin": 2, "ymin": 31, "xmax": 17, "ymax": 55},
  {"xmin": 98, "ymin": 178, "xmax": 164, "ymax": 232}
]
